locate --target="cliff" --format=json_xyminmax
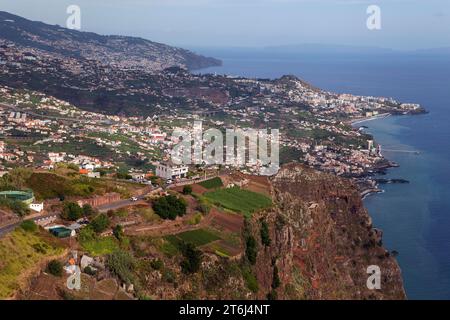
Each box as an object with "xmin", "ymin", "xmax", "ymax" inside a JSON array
[{"xmin": 248, "ymin": 163, "xmax": 406, "ymax": 299}]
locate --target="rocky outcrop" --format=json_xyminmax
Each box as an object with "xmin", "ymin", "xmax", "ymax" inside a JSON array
[{"xmin": 249, "ymin": 163, "xmax": 406, "ymax": 300}]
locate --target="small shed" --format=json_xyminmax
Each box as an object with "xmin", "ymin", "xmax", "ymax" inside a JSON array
[{"xmin": 50, "ymin": 227, "xmax": 74, "ymax": 238}]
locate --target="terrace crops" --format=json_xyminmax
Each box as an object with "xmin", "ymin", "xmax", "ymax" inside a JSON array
[{"xmin": 204, "ymin": 187, "xmax": 272, "ymax": 218}]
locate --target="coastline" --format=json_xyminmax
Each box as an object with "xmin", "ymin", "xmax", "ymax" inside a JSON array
[{"xmin": 351, "ymin": 110, "xmax": 427, "ymax": 199}]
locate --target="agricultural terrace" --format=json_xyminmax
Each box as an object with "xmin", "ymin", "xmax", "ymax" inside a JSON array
[
  {"xmin": 197, "ymin": 177, "xmax": 223, "ymax": 190},
  {"xmin": 204, "ymin": 187, "xmax": 272, "ymax": 218}
]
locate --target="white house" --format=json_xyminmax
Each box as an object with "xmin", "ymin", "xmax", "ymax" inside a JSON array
[
  {"xmin": 156, "ymin": 161, "xmax": 189, "ymax": 180},
  {"xmin": 29, "ymin": 203, "xmax": 44, "ymax": 213}
]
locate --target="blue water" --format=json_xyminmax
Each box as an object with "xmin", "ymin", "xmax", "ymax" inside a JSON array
[{"xmin": 195, "ymin": 51, "xmax": 450, "ymax": 299}]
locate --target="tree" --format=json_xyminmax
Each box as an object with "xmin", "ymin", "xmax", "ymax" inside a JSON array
[
  {"xmin": 180, "ymin": 242, "xmax": 203, "ymax": 274},
  {"xmin": 82, "ymin": 204, "xmax": 96, "ymax": 217},
  {"xmin": 20, "ymin": 220, "xmax": 38, "ymax": 232},
  {"xmin": 6, "ymin": 168, "xmax": 33, "ymax": 189},
  {"xmin": 272, "ymin": 266, "xmax": 281, "ymax": 289},
  {"xmin": 260, "ymin": 221, "xmax": 271, "ymax": 247},
  {"xmin": 8, "ymin": 200, "xmax": 30, "ymax": 217},
  {"xmin": 61, "ymin": 202, "xmax": 83, "ymax": 221},
  {"xmin": 91, "ymin": 214, "xmax": 110, "ymax": 233},
  {"xmin": 47, "ymin": 260, "xmax": 63, "ymax": 277},
  {"xmin": 152, "ymin": 195, "xmax": 187, "ymax": 220},
  {"xmin": 245, "ymin": 235, "xmax": 258, "ymax": 265},
  {"xmin": 182, "ymin": 185, "xmax": 193, "ymax": 195},
  {"xmin": 113, "ymin": 224, "xmax": 124, "ymax": 241}
]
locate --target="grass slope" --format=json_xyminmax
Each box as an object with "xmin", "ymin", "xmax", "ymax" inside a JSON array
[
  {"xmin": 0, "ymin": 228, "xmax": 64, "ymax": 299},
  {"xmin": 198, "ymin": 177, "xmax": 223, "ymax": 190},
  {"xmin": 204, "ymin": 187, "xmax": 272, "ymax": 217}
]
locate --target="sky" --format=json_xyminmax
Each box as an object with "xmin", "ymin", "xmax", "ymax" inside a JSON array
[{"xmin": 0, "ymin": 0, "xmax": 449, "ymax": 50}]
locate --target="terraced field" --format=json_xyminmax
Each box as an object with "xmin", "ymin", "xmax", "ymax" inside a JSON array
[
  {"xmin": 204, "ymin": 187, "xmax": 272, "ymax": 217},
  {"xmin": 165, "ymin": 228, "xmax": 220, "ymax": 248},
  {"xmin": 197, "ymin": 177, "xmax": 223, "ymax": 190}
]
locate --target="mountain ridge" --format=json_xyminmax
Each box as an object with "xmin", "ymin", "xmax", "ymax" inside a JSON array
[{"xmin": 0, "ymin": 11, "xmax": 221, "ymax": 71}]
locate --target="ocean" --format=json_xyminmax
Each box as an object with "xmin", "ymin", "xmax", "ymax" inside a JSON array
[{"xmin": 194, "ymin": 50, "xmax": 450, "ymax": 299}]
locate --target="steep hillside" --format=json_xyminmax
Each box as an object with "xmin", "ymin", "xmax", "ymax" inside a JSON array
[
  {"xmin": 0, "ymin": 11, "xmax": 221, "ymax": 72},
  {"xmin": 249, "ymin": 163, "xmax": 405, "ymax": 299}
]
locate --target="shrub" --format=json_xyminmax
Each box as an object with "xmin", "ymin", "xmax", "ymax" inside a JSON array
[
  {"xmin": 78, "ymin": 226, "xmax": 96, "ymax": 243},
  {"xmin": 187, "ymin": 213, "xmax": 202, "ymax": 225},
  {"xmin": 197, "ymin": 199, "xmax": 211, "ymax": 215},
  {"xmin": 272, "ymin": 265, "xmax": 281, "ymax": 289},
  {"xmin": 47, "ymin": 260, "xmax": 63, "ymax": 277},
  {"xmin": 150, "ymin": 258, "xmax": 164, "ymax": 270},
  {"xmin": 180, "ymin": 242, "xmax": 203, "ymax": 274},
  {"xmin": 91, "ymin": 214, "xmax": 110, "ymax": 233},
  {"xmin": 20, "ymin": 220, "xmax": 38, "ymax": 233},
  {"xmin": 113, "ymin": 225, "xmax": 124, "ymax": 241},
  {"xmin": 242, "ymin": 267, "xmax": 259, "ymax": 293},
  {"xmin": 260, "ymin": 221, "xmax": 271, "ymax": 247},
  {"xmin": 82, "ymin": 204, "xmax": 96, "ymax": 217},
  {"xmin": 0, "ymin": 198, "xmax": 30, "ymax": 217},
  {"xmin": 61, "ymin": 202, "xmax": 83, "ymax": 221},
  {"xmin": 106, "ymin": 250, "xmax": 136, "ymax": 285},
  {"xmin": 245, "ymin": 235, "xmax": 258, "ymax": 265},
  {"xmin": 182, "ymin": 185, "xmax": 193, "ymax": 195},
  {"xmin": 152, "ymin": 195, "xmax": 187, "ymax": 220}
]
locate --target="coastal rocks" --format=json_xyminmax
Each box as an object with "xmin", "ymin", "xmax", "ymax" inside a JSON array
[{"xmin": 250, "ymin": 163, "xmax": 406, "ymax": 299}]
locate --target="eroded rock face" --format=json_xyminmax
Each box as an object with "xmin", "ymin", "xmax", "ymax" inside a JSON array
[{"xmin": 250, "ymin": 163, "xmax": 406, "ymax": 300}]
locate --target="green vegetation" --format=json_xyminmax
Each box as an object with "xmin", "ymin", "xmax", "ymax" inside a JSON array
[
  {"xmin": 186, "ymin": 212, "xmax": 203, "ymax": 225},
  {"xmin": 165, "ymin": 229, "xmax": 220, "ymax": 248},
  {"xmin": 272, "ymin": 265, "xmax": 281, "ymax": 289},
  {"xmin": 20, "ymin": 220, "xmax": 38, "ymax": 233},
  {"xmin": 61, "ymin": 202, "xmax": 83, "ymax": 221},
  {"xmin": 0, "ymin": 167, "xmax": 33, "ymax": 191},
  {"xmin": 260, "ymin": 221, "xmax": 271, "ymax": 247},
  {"xmin": 198, "ymin": 177, "xmax": 223, "ymax": 189},
  {"xmin": 242, "ymin": 266, "xmax": 259, "ymax": 293},
  {"xmin": 152, "ymin": 195, "xmax": 187, "ymax": 220},
  {"xmin": 46, "ymin": 260, "xmax": 63, "ymax": 277},
  {"xmin": 180, "ymin": 242, "xmax": 203, "ymax": 274},
  {"xmin": 23, "ymin": 171, "xmax": 139, "ymax": 201},
  {"xmin": 113, "ymin": 225, "xmax": 124, "ymax": 241},
  {"xmin": 106, "ymin": 250, "xmax": 137, "ymax": 285},
  {"xmin": 245, "ymin": 235, "xmax": 258, "ymax": 265},
  {"xmin": 194, "ymin": 194, "xmax": 212, "ymax": 215},
  {"xmin": 0, "ymin": 229, "xmax": 64, "ymax": 299},
  {"xmin": 90, "ymin": 214, "xmax": 110, "ymax": 233},
  {"xmin": 79, "ymin": 227, "xmax": 118, "ymax": 256},
  {"xmin": 182, "ymin": 185, "xmax": 193, "ymax": 195},
  {"xmin": 150, "ymin": 258, "xmax": 164, "ymax": 271},
  {"xmin": 204, "ymin": 187, "xmax": 272, "ymax": 217},
  {"xmin": 0, "ymin": 197, "xmax": 30, "ymax": 217}
]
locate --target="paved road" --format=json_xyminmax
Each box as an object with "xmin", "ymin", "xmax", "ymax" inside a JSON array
[
  {"xmin": 0, "ymin": 213, "xmax": 59, "ymax": 238},
  {"xmin": 97, "ymin": 195, "xmax": 147, "ymax": 213}
]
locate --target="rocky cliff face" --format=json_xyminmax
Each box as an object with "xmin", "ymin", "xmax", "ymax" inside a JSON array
[{"xmin": 249, "ymin": 163, "xmax": 406, "ymax": 299}]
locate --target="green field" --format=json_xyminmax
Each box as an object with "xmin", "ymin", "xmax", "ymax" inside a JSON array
[
  {"xmin": 0, "ymin": 229, "xmax": 64, "ymax": 299},
  {"xmin": 198, "ymin": 177, "xmax": 223, "ymax": 190},
  {"xmin": 204, "ymin": 187, "xmax": 272, "ymax": 217},
  {"xmin": 80, "ymin": 236, "xmax": 119, "ymax": 256},
  {"xmin": 165, "ymin": 229, "xmax": 220, "ymax": 248}
]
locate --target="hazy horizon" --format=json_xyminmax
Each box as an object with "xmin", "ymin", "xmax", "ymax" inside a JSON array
[{"xmin": 0, "ymin": 0, "xmax": 449, "ymax": 51}]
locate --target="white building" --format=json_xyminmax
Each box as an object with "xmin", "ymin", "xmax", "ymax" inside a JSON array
[
  {"xmin": 48, "ymin": 152, "xmax": 65, "ymax": 163},
  {"xmin": 29, "ymin": 203, "xmax": 44, "ymax": 213},
  {"xmin": 156, "ymin": 161, "xmax": 189, "ymax": 180}
]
